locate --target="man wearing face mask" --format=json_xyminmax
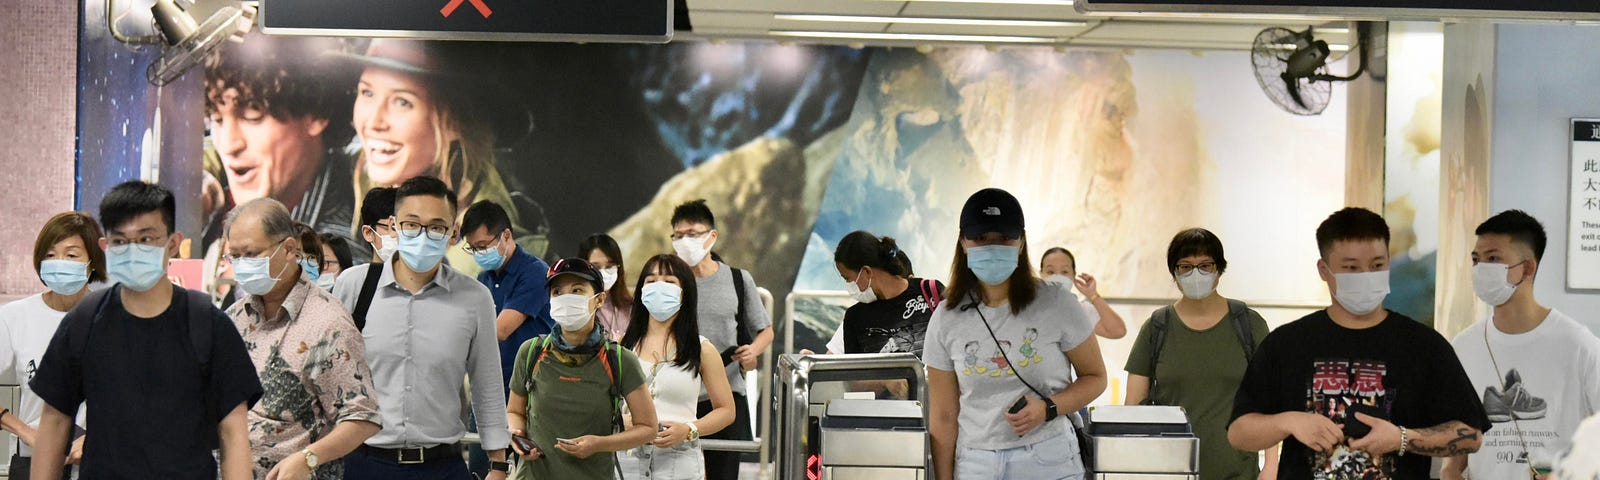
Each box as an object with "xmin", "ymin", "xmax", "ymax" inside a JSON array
[
  {"xmin": 29, "ymin": 181, "xmax": 264, "ymax": 480},
  {"xmin": 357, "ymin": 187, "xmax": 397, "ymax": 264},
  {"xmin": 1443, "ymin": 210, "xmax": 1600, "ymax": 480},
  {"xmin": 331, "ymin": 177, "xmax": 512, "ymax": 480},
  {"xmin": 668, "ymin": 199, "xmax": 773, "ymax": 480},
  {"xmin": 1124, "ymin": 228, "xmax": 1273, "ymax": 480},
  {"xmin": 222, "ymin": 198, "xmax": 382, "ymax": 480},
  {"xmin": 1229, "ymin": 207, "xmax": 1491, "ymax": 480},
  {"xmin": 460, "ymin": 200, "xmax": 553, "ymax": 478}
]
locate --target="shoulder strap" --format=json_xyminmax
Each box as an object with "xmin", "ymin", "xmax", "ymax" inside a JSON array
[
  {"xmin": 1143, "ymin": 306, "xmax": 1176, "ymax": 405},
  {"xmin": 67, "ymin": 288, "xmax": 116, "ymax": 364},
  {"xmin": 1225, "ymin": 299, "xmax": 1256, "ymax": 363},
  {"xmin": 523, "ymin": 335, "xmax": 553, "ymax": 393},
  {"xmin": 729, "ymin": 268, "xmax": 752, "ymax": 346},
  {"xmin": 920, "ymin": 279, "xmax": 942, "ymax": 310},
  {"xmin": 352, "ymin": 262, "xmax": 385, "ymax": 331},
  {"xmin": 179, "ymin": 287, "xmax": 220, "ymax": 449}
]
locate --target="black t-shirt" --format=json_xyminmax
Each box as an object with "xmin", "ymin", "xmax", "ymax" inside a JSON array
[
  {"xmin": 842, "ymin": 278, "xmax": 944, "ymax": 357},
  {"xmin": 30, "ymin": 287, "xmax": 263, "ymax": 480},
  {"xmin": 1229, "ymin": 309, "xmax": 1491, "ymax": 480}
]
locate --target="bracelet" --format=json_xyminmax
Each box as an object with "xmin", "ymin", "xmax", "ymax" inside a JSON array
[
  {"xmin": 1398, "ymin": 426, "xmax": 1408, "ymax": 456},
  {"xmin": 687, "ymin": 422, "xmax": 700, "ymax": 442},
  {"xmin": 1087, "ymin": 294, "xmax": 1102, "ymax": 303}
]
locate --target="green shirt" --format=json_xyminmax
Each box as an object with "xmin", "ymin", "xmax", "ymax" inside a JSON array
[
  {"xmin": 1125, "ymin": 304, "xmax": 1269, "ymax": 480},
  {"xmin": 509, "ymin": 337, "xmax": 645, "ymax": 480}
]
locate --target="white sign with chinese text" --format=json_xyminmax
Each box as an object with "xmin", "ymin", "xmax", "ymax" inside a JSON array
[{"xmin": 1569, "ymin": 119, "xmax": 1600, "ymax": 290}]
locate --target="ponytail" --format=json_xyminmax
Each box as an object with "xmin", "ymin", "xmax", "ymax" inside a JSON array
[{"xmin": 834, "ymin": 230, "xmax": 912, "ymax": 277}]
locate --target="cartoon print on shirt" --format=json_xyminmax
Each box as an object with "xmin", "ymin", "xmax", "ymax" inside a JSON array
[
  {"xmin": 1306, "ymin": 358, "xmax": 1396, "ymax": 480},
  {"xmin": 1017, "ymin": 328, "xmax": 1044, "ymax": 366},
  {"xmin": 989, "ymin": 341, "xmax": 1014, "ymax": 377},
  {"xmin": 964, "ymin": 341, "xmax": 984, "ymax": 375}
]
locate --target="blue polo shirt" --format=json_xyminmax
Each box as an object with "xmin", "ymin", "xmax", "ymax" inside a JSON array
[{"xmin": 477, "ymin": 245, "xmax": 554, "ymax": 391}]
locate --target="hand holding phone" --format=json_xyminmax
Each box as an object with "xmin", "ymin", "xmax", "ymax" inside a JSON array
[
  {"xmin": 1008, "ymin": 396, "xmax": 1029, "ymax": 414},
  {"xmin": 1343, "ymin": 403, "xmax": 1385, "ymax": 439},
  {"xmin": 512, "ymin": 434, "xmax": 536, "ymax": 454},
  {"xmin": 556, "ymin": 438, "xmax": 577, "ymax": 446}
]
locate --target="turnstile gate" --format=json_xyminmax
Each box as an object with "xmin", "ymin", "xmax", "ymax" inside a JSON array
[{"xmin": 773, "ymin": 353, "xmax": 927, "ymax": 480}]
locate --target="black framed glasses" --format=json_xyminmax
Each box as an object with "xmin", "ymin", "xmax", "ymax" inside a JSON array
[
  {"xmin": 395, "ymin": 220, "xmax": 451, "ymax": 241},
  {"xmin": 1174, "ymin": 262, "xmax": 1218, "ymax": 275},
  {"xmin": 670, "ymin": 229, "xmax": 712, "ymax": 241}
]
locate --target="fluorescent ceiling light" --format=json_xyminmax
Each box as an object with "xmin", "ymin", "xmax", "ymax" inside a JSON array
[
  {"xmin": 769, "ymin": 30, "xmax": 1060, "ymax": 43},
  {"xmin": 775, "ymin": 14, "xmax": 1085, "ymax": 27}
]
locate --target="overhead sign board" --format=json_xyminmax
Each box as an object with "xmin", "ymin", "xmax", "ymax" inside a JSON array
[
  {"xmin": 1076, "ymin": 0, "xmax": 1600, "ymax": 21},
  {"xmin": 261, "ymin": 0, "xmax": 672, "ymax": 43}
]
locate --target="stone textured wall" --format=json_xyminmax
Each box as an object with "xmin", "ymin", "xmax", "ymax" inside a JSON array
[{"xmin": 0, "ymin": 0, "xmax": 78, "ymax": 298}]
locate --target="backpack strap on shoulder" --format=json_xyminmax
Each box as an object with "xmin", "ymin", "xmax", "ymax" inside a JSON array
[
  {"xmin": 1143, "ymin": 305, "xmax": 1176, "ymax": 405},
  {"xmin": 352, "ymin": 262, "xmax": 385, "ymax": 331},
  {"xmin": 1225, "ymin": 299, "xmax": 1257, "ymax": 362},
  {"xmin": 523, "ymin": 335, "xmax": 554, "ymax": 394},
  {"xmin": 920, "ymin": 279, "xmax": 942, "ymax": 310}
]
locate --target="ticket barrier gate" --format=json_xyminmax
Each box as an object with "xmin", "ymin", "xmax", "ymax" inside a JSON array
[
  {"xmin": 1083, "ymin": 405, "xmax": 1200, "ymax": 480},
  {"xmin": 774, "ymin": 353, "xmax": 927, "ymax": 480}
]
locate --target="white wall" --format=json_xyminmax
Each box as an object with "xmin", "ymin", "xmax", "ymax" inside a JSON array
[{"xmin": 1490, "ymin": 24, "xmax": 1600, "ymax": 335}]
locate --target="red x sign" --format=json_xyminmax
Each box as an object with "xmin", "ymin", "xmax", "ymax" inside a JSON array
[{"xmin": 440, "ymin": 0, "xmax": 492, "ymax": 18}]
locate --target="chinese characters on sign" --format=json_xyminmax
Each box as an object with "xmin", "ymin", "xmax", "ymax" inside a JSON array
[{"xmin": 1569, "ymin": 119, "xmax": 1600, "ymax": 289}]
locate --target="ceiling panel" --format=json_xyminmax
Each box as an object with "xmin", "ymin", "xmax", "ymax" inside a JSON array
[
  {"xmin": 882, "ymin": 22, "xmax": 1093, "ymax": 37},
  {"xmin": 898, "ymin": 2, "xmax": 1087, "ymax": 19}
]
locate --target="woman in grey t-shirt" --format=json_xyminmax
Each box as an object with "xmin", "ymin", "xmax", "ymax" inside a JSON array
[{"xmin": 924, "ymin": 188, "xmax": 1106, "ymax": 480}]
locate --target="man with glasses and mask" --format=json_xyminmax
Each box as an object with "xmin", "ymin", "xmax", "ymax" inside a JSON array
[
  {"xmin": 332, "ymin": 176, "xmax": 511, "ymax": 480},
  {"xmin": 357, "ymin": 187, "xmax": 397, "ymax": 263},
  {"xmin": 1229, "ymin": 207, "xmax": 1490, "ymax": 480},
  {"xmin": 669, "ymin": 199, "xmax": 773, "ymax": 480},
  {"xmin": 459, "ymin": 199, "xmax": 552, "ymax": 478},
  {"xmin": 1443, "ymin": 210, "xmax": 1600, "ymax": 480},
  {"xmin": 222, "ymin": 198, "xmax": 381, "ymax": 480},
  {"xmin": 29, "ymin": 181, "xmax": 263, "ymax": 479}
]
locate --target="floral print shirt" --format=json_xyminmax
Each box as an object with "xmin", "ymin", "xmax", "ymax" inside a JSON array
[{"xmin": 228, "ymin": 279, "xmax": 380, "ymax": 479}]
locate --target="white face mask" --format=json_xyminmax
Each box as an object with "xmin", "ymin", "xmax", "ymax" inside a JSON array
[
  {"xmin": 672, "ymin": 235, "xmax": 712, "ymax": 266},
  {"xmin": 1044, "ymin": 274, "xmax": 1073, "ymax": 287},
  {"xmin": 845, "ymin": 269, "xmax": 877, "ymax": 304},
  {"xmin": 315, "ymin": 272, "xmax": 338, "ymax": 290},
  {"xmin": 600, "ymin": 267, "xmax": 619, "ymax": 291},
  {"xmin": 549, "ymin": 293, "xmax": 598, "ymax": 332},
  {"xmin": 373, "ymin": 234, "xmax": 399, "ymax": 262},
  {"xmin": 1331, "ymin": 269, "xmax": 1390, "ymax": 316},
  {"xmin": 1176, "ymin": 269, "xmax": 1216, "ymax": 300},
  {"xmin": 1472, "ymin": 262, "xmax": 1525, "ymax": 307}
]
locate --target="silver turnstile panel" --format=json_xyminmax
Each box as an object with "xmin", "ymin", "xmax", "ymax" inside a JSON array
[
  {"xmin": 826, "ymin": 467, "xmax": 924, "ymax": 480},
  {"xmin": 1091, "ymin": 436, "xmax": 1200, "ymax": 473}
]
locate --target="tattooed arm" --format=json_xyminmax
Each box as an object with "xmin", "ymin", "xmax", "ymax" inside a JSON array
[{"xmin": 1405, "ymin": 421, "xmax": 1483, "ymax": 457}]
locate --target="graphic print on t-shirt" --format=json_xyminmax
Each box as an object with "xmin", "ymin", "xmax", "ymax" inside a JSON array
[
  {"xmin": 872, "ymin": 294, "xmax": 933, "ymax": 354},
  {"xmin": 1307, "ymin": 358, "xmax": 1397, "ymax": 479},
  {"xmin": 959, "ymin": 328, "xmax": 1047, "ymax": 377}
]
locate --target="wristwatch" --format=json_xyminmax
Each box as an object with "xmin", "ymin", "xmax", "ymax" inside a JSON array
[
  {"xmin": 489, "ymin": 460, "xmax": 511, "ymax": 473},
  {"xmin": 687, "ymin": 422, "xmax": 701, "ymax": 442},
  {"xmin": 1042, "ymin": 398, "xmax": 1060, "ymax": 422},
  {"xmin": 301, "ymin": 447, "xmax": 320, "ymax": 470}
]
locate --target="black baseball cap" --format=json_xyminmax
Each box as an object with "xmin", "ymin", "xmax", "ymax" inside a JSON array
[
  {"xmin": 960, "ymin": 188, "xmax": 1025, "ymax": 239},
  {"xmin": 547, "ymin": 257, "xmax": 603, "ymax": 293}
]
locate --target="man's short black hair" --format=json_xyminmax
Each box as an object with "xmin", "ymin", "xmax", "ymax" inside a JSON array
[
  {"xmin": 1315, "ymin": 207, "xmax": 1391, "ymax": 258},
  {"xmin": 393, "ymin": 176, "xmax": 457, "ymax": 213},
  {"xmin": 100, "ymin": 181, "xmax": 177, "ymax": 235},
  {"xmin": 462, "ymin": 200, "xmax": 512, "ymax": 237},
  {"xmin": 1475, "ymin": 209, "xmax": 1547, "ymax": 262},
  {"xmin": 360, "ymin": 187, "xmax": 396, "ymax": 227},
  {"xmin": 671, "ymin": 199, "xmax": 716, "ymax": 229},
  {"xmin": 204, "ymin": 33, "xmax": 357, "ymax": 151},
  {"xmin": 1166, "ymin": 228, "xmax": 1228, "ymax": 275}
]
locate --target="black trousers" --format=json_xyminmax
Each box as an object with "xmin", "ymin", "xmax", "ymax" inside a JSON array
[{"xmin": 696, "ymin": 392, "xmax": 752, "ymax": 480}]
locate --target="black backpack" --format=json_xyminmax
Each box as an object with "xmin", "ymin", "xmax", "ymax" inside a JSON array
[
  {"xmin": 350, "ymin": 261, "xmax": 386, "ymax": 331},
  {"xmin": 67, "ymin": 286, "xmax": 219, "ymax": 447},
  {"xmin": 1142, "ymin": 299, "xmax": 1257, "ymax": 404}
]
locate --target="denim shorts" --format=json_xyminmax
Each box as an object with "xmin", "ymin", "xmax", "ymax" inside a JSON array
[
  {"xmin": 955, "ymin": 429, "xmax": 1086, "ymax": 480},
  {"xmin": 617, "ymin": 441, "xmax": 704, "ymax": 480}
]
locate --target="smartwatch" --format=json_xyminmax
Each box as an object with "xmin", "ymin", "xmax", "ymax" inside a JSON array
[
  {"xmin": 489, "ymin": 460, "xmax": 511, "ymax": 473},
  {"xmin": 1042, "ymin": 398, "xmax": 1060, "ymax": 422}
]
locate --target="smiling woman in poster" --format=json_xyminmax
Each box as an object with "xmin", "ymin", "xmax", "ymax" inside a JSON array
[{"xmin": 332, "ymin": 39, "xmax": 547, "ymax": 273}]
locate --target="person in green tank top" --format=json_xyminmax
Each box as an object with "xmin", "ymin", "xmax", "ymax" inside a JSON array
[
  {"xmin": 1125, "ymin": 228, "xmax": 1277, "ymax": 480},
  {"xmin": 506, "ymin": 258, "xmax": 658, "ymax": 479}
]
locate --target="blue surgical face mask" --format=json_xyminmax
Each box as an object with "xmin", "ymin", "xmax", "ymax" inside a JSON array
[
  {"xmin": 107, "ymin": 242, "xmax": 168, "ymax": 292},
  {"xmin": 40, "ymin": 259, "xmax": 90, "ymax": 295},
  {"xmin": 299, "ymin": 258, "xmax": 320, "ymax": 281},
  {"xmin": 966, "ymin": 244, "xmax": 1020, "ymax": 286},
  {"xmin": 641, "ymin": 281, "xmax": 683, "ymax": 321},
  {"xmin": 473, "ymin": 240, "xmax": 506, "ymax": 271},
  {"xmin": 398, "ymin": 232, "xmax": 449, "ymax": 273},
  {"xmin": 234, "ymin": 241, "xmax": 293, "ymax": 296}
]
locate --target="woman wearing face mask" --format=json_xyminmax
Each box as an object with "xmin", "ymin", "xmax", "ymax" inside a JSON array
[
  {"xmin": 334, "ymin": 39, "xmax": 546, "ymax": 277},
  {"xmin": 319, "ymin": 233, "xmax": 354, "ymax": 288},
  {"xmin": 580, "ymin": 234, "xmax": 635, "ymax": 341},
  {"xmin": 829, "ymin": 231, "xmax": 943, "ymax": 357},
  {"xmin": 1123, "ymin": 228, "xmax": 1273, "ymax": 480},
  {"xmin": 0, "ymin": 212, "xmax": 105, "ymax": 479},
  {"xmin": 294, "ymin": 223, "xmax": 329, "ymax": 287},
  {"xmin": 924, "ymin": 188, "xmax": 1106, "ymax": 480},
  {"xmin": 507, "ymin": 258, "xmax": 658, "ymax": 480},
  {"xmin": 1040, "ymin": 247, "xmax": 1127, "ymax": 340},
  {"xmin": 616, "ymin": 254, "xmax": 735, "ymax": 480}
]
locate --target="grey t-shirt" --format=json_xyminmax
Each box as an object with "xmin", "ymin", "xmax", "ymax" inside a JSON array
[
  {"xmin": 923, "ymin": 280, "xmax": 1094, "ymax": 450},
  {"xmin": 695, "ymin": 262, "xmax": 772, "ymax": 398}
]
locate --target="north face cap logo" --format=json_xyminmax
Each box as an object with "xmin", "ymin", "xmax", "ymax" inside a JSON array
[{"xmin": 983, "ymin": 207, "xmax": 1001, "ymax": 216}]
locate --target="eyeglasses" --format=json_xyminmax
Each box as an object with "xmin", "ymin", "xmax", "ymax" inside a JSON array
[
  {"xmin": 670, "ymin": 229, "xmax": 711, "ymax": 241},
  {"xmin": 462, "ymin": 238, "xmax": 502, "ymax": 255},
  {"xmin": 1174, "ymin": 262, "xmax": 1218, "ymax": 275},
  {"xmin": 106, "ymin": 234, "xmax": 169, "ymax": 249},
  {"xmin": 223, "ymin": 239, "xmax": 287, "ymax": 263},
  {"xmin": 367, "ymin": 222, "xmax": 395, "ymax": 235},
  {"xmin": 395, "ymin": 220, "xmax": 451, "ymax": 241}
]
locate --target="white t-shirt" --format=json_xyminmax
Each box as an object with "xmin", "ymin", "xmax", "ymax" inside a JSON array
[
  {"xmin": 922, "ymin": 281, "xmax": 1095, "ymax": 450},
  {"xmin": 0, "ymin": 294, "xmax": 87, "ymax": 457},
  {"xmin": 1450, "ymin": 309, "xmax": 1600, "ymax": 478}
]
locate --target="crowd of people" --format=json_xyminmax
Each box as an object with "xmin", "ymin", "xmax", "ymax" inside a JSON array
[{"xmin": 2, "ymin": 179, "xmax": 1599, "ymax": 480}]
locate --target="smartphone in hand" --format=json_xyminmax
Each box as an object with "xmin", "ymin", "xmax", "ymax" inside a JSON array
[
  {"xmin": 1008, "ymin": 396, "xmax": 1029, "ymax": 414},
  {"xmin": 1343, "ymin": 403, "xmax": 1386, "ymax": 439},
  {"xmin": 556, "ymin": 438, "xmax": 578, "ymax": 446},
  {"xmin": 512, "ymin": 434, "xmax": 536, "ymax": 454}
]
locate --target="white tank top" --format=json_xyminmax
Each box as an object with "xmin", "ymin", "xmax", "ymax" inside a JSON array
[{"xmin": 638, "ymin": 337, "xmax": 708, "ymax": 424}]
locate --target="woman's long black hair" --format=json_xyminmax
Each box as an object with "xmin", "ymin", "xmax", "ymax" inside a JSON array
[
  {"xmin": 578, "ymin": 233, "xmax": 634, "ymax": 309},
  {"xmin": 620, "ymin": 254, "xmax": 702, "ymax": 377}
]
